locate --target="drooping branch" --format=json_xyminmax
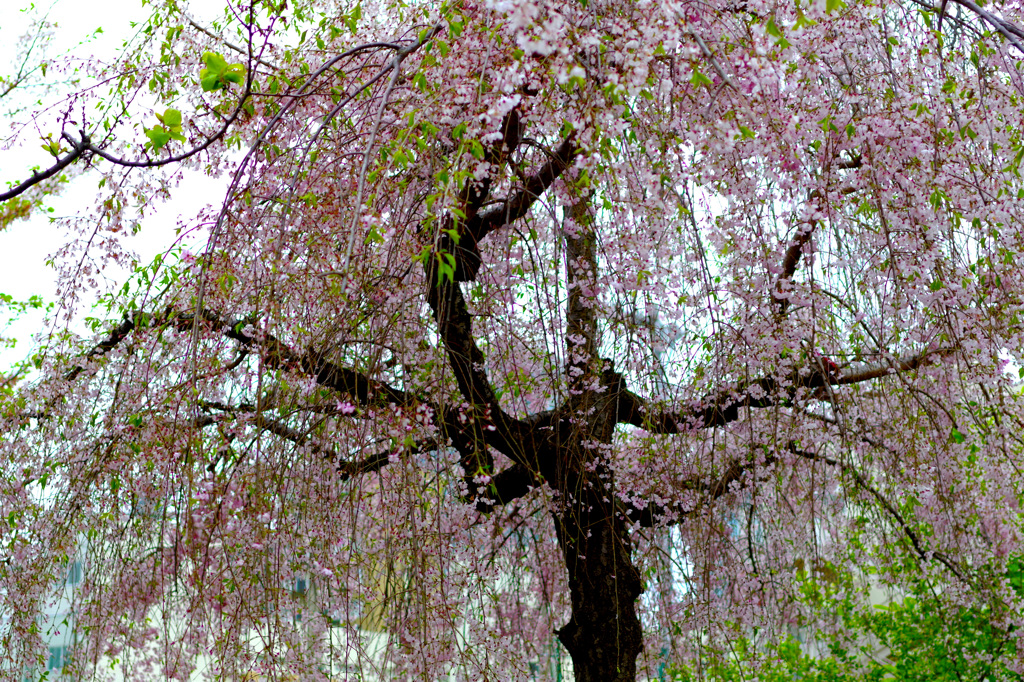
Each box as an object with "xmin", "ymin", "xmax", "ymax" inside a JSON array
[
  {"xmin": 3, "ymin": 82, "xmax": 255, "ymax": 202},
  {"xmin": 786, "ymin": 442, "xmax": 966, "ymax": 581},
  {"xmin": 1, "ymin": 36, "xmax": 435, "ymax": 202},
  {"xmin": 206, "ymin": 307, "xmax": 540, "ymax": 506},
  {"xmin": 619, "ymin": 346, "xmax": 956, "ymax": 433},
  {"xmin": 624, "ymin": 456, "xmax": 764, "ymax": 528}
]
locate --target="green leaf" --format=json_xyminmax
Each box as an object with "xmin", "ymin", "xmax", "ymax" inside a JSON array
[
  {"xmin": 199, "ymin": 51, "xmax": 245, "ymax": 91},
  {"xmin": 202, "ymin": 51, "xmax": 229, "ymax": 72},
  {"xmin": 950, "ymin": 428, "xmax": 966, "ymax": 444},
  {"xmin": 145, "ymin": 127, "xmax": 172, "ymax": 151},
  {"xmin": 201, "ymin": 73, "xmax": 222, "ymax": 92},
  {"xmin": 162, "ymin": 108, "xmax": 182, "ymax": 127},
  {"xmin": 690, "ymin": 69, "xmax": 713, "ymax": 87},
  {"xmin": 794, "ymin": 11, "xmax": 815, "ymax": 29}
]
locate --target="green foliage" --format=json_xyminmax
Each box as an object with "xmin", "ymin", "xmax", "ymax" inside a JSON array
[
  {"xmin": 860, "ymin": 594, "xmax": 1020, "ymax": 681},
  {"xmin": 667, "ymin": 567, "xmax": 1022, "ymax": 682},
  {"xmin": 0, "ymin": 198, "xmax": 33, "ymax": 228},
  {"xmin": 0, "ymin": 292, "xmax": 49, "ymax": 357},
  {"xmin": 199, "ymin": 51, "xmax": 245, "ymax": 92},
  {"xmin": 144, "ymin": 108, "xmax": 186, "ymax": 152},
  {"xmin": 669, "ymin": 637, "xmax": 854, "ymax": 682},
  {"xmin": 39, "ymin": 134, "xmax": 63, "ymax": 157}
]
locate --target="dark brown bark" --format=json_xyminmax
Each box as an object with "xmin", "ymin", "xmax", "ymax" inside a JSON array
[{"xmin": 554, "ymin": 482, "xmax": 644, "ymax": 682}]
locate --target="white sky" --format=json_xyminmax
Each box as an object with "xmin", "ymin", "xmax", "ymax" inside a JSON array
[{"xmin": 0, "ymin": 0, "xmax": 224, "ymax": 372}]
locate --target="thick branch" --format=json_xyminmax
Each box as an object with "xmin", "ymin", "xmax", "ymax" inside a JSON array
[
  {"xmin": 442, "ymin": 110, "xmax": 524, "ymax": 281},
  {"xmin": 336, "ymin": 439, "xmax": 435, "ymax": 481},
  {"xmin": 1, "ymin": 133, "xmax": 90, "ymax": 203},
  {"xmin": 424, "ymin": 121, "xmax": 567, "ymax": 471},
  {"xmin": 467, "ymin": 135, "xmax": 578, "ymax": 246},
  {"xmin": 772, "ymin": 182, "xmax": 859, "ymax": 315},
  {"xmin": 772, "ymin": 220, "xmax": 817, "ymax": 315},
  {"xmin": 835, "ymin": 346, "xmax": 956, "ymax": 385},
  {"xmin": 625, "ymin": 457, "xmax": 759, "ymax": 527},
  {"xmin": 620, "ymin": 347, "xmax": 955, "ymax": 433},
  {"xmin": 426, "ymin": 272, "xmax": 533, "ymax": 469},
  {"xmin": 474, "ymin": 463, "xmax": 538, "ymax": 513},
  {"xmin": 946, "ymin": 0, "xmax": 1024, "ymax": 54},
  {"xmin": 299, "ymin": 347, "xmax": 415, "ymax": 408},
  {"xmin": 251, "ymin": 413, "xmax": 340, "ymax": 460},
  {"xmin": 200, "ymin": 307, "xmax": 546, "ymax": 477},
  {"xmin": 64, "ymin": 312, "xmax": 135, "ymax": 380},
  {"xmin": 564, "ymin": 198, "xmax": 600, "ymax": 391},
  {"xmin": 618, "ymin": 375, "xmax": 804, "ymax": 433}
]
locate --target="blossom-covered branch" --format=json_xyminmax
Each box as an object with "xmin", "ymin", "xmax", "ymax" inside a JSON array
[{"xmin": 620, "ymin": 346, "xmax": 955, "ymax": 433}]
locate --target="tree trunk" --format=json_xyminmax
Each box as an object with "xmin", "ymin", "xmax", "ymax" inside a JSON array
[{"xmin": 555, "ymin": 484, "xmax": 644, "ymax": 682}]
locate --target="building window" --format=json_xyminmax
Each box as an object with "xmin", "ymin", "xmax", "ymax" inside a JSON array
[
  {"xmin": 66, "ymin": 561, "xmax": 82, "ymax": 586},
  {"xmin": 292, "ymin": 576, "xmax": 308, "ymax": 624}
]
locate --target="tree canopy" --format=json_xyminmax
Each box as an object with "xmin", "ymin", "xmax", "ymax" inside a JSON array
[{"xmin": 3, "ymin": 0, "xmax": 1024, "ymax": 679}]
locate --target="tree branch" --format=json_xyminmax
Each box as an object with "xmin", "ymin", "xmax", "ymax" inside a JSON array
[
  {"xmin": 474, "ymin": 463, "xmax": 538, "ymax": 513},
  {"xmin": 63, "ymin": 311, "xmax": 135, "ymax": 380},
  {"xmin": 835, "ymin": 346, "xmax": 956, "ymax": 385},
  {"xmin": 467, "ymin": 135, "xmax": 578, "ymax": 248},
  {"xmin": 250, "ymin": 412, "xmax": 339, "ymax": 460},
  {"xmin": 786, "ymin": 442, "xmax": 966, "ymax": 582},
  {"xmin": 336, "ymin": 439, "xmax": 436, "ymax": 481},
  {"xmin": 624, "ymin": 457, "xmax": 759, "ymax": 527},
  {"xmin": 423, "ymin": 117, "xmax": 565, "ymax": 473},
  {"xmin": 946, "ymin": 0, "xmax": 1024, "ymax": 54},
  {"xmin": 564, "ymin": 197, "xmax": 600, "ymax": 392},
  {"xmin": 772, "ymin": 182, "xmax": 859, "ymax": 315},
  {"xmin": 772, "ymin": 220, "xmax": 817, "ymax": 315},
  {"xmin": 0, "ymin": 132, "xmax": 90, "ymax": 203},
  {"xmin": 619, "ymin": 346, "xmax": 955, "ymax": 433}
]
